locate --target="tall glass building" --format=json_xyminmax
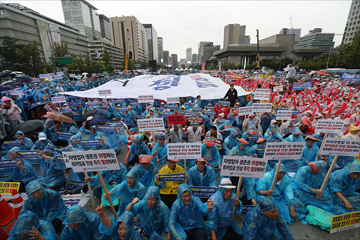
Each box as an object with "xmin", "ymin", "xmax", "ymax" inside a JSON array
[{"xmin": 342, "ymin": 0, "xmax": 360, "ymax": 44}]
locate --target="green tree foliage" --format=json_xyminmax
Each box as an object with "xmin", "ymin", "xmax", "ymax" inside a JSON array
[
  {"xmin": 339, "ymin": 30, "xmax": 360, "ymax": 69},
  {"xmin": 52, "ymin": 42, "xmax": 69, "ymax": 58},
  {"xmin": 102, "ymin": 49, "xmax": 114, "ymax": 72}
]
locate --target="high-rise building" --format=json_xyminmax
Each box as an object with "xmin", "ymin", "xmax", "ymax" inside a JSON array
[
  {"xmin": 244, "ymin": 36, "xmax": 251, "ymax": 44},
  {"xmin": 223, "ymin": 24, "xmax": 246, "ymax": 48},
  {"xmin": 89, "ymin": 38, "xmax": 123, "ymax": 69},
  {"xmin": 157, "ymin": 37, "xmax": 163, "ymax": 62},
  {"xmin": 186, "ymin": 47, "xmax": 192, "ymax": 62},
  {"xmin": 342, "ymin": 0, "xmax": 360, "ymax": 44},
  {"xmin": 169, "ymin": 56, "xmax": 174, "ymax": 67},
  {"xmin": 191, "ymin": 53, "xmax": 198, "ymax": 64},
  {"xmin": 296, "ymin": 28, "xmax": 335, "ymax": 53},
  {"xmin": 163, "ymin": 50, "xmax": 169, "ymax": 65},
  {"xmin": 110, "ymin": 16, "xmax": 149, "ymax": 62},
  {"xmin": 279, "ymin": 28, "xmax": 301, "ymax": 42},
  {"xmin": 61, "ymin": 0, "xmax": 101, "ymax": 40},
  {"xmin": 171, "ymin": 54, "xmax": 178, "ymax": 68},
  {"xmin": 198, "ymin": 41, "xmax": 220, "ymax": 64},
  {"xmin": 180, "ymin": 58, "xmax": 186, "ymax": 67},
  {"xmin": 143, "ymin": 24, "xmax": 158, "ymax": 61},
  {"xmin": 99, "ymin": 14, "xmax": 111, "ymax": 40}
]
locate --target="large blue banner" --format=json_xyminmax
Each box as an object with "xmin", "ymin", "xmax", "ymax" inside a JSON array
[{"xmin": 341, "ymin": 72, "xmax": 360, "ymax": 81}]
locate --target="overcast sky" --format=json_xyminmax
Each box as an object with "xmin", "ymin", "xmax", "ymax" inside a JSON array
[{"xmin": 4, "ymin": 0, "xmax": 353, "ymax": 59}]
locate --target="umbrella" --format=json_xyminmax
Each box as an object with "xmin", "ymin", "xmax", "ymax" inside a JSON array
[
  {"xmin": 97, "ymin": 74, "xmax": 104, "ymax": 77},
  {"xmin": 79, "ymin": 110, "xmax": 96, "ymax": 128},
  {"xmin": 28, "ymin": 102, "xmax": 45, "ymax": 110},
  {"xmin": 82, "ymin": 72, "xmax": 89, "ymax": 75},
  {"xmin": 5, "ymin": 82, "xmax": 26, "ymax": 88},
  {"xmin": 42, "ymin": 113, "xmax": 75, "ymax": 123},
  {"xmin": 76, "ymin": 75, "xmax": 83, "ymax": 79},
  {"xmin": 286, "ymin": 77, "xmax": 298, "ymax": 83},
  {"xmin": 2, "ymin": 80, "xmax": 14, "ymax": 85},
  {"xmin": 0, "ymin": 84, "xmax": 14, "ymax": 91},
  {"xmin": 62, "ymin": 111, "xmax": 80, "ymax": 117},
  {"xmin": 11, "ymin": 120, "xmax": 44, "ymax": 135},
  {"xmin": 103, "ymin": 72, "xmax": 109, "ymax": 75},
  {"xmin": 14, "ymin": 75, "xmax": 32, "ymax": 82},
  {"xmin": 0, "ymin": 70, "xmax": 13, "ymax": 78}
]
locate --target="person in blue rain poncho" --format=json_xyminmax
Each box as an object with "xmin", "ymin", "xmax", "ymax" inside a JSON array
[
  {"xmin": 60, "ymin": 205, "xmax": 108, "ymax": 240},
  {"xmin": 151, "ymin": 134, "xmax": 168, "ymax": 167},
  {"xmin": 8, "ymin": 211, "xmax": 59, "ymax": 240},
  {"xmin": 223, "ymin": 129, "xmax": 240, "ymax": 155},
  {"xmin": 327, "ymin": 154, "xmax": 355, "ymax": 171},
  {"xmin": 257, "ymin": 163, "xmax": 306, "ymax": 225},
  {"xmin": 169, "ymin": 184, "xmax": 211, "ymax": 240},
  {"xmin": 229, "ymin": 138, "xmax": 252, "ymax": 156},
  {"xmin": 188, "ymin": 158, "xmax": 216, "ymax": 188},
  {"xmin": 104, "ymin": 167, "xmax": 147, "ymax": 217},
  {"xmin": 97, "ymin": 125, "xmax": 122, "ymax": 153},
  {"xmin": 206, "ymin": 178, "xmax": 243, "ymax": 240},
  {"xmin": 283, "ymin": 127, "xmax": 304, "ymax": 142},
  {"xmin": 243, "ymin": 196, "xmax": 294, "ymax": 240},
  {"xmin": 96, "ymin": 207, "xmax": 141, "ymax": 240},
  {"xmin": 203, "ymin": 115, "xmax": 214, "ymax": 133},
  {"xmin": 126, "ymin": 186, "xmax": 171, "ymax": 240},
  {"xmin": 31, "ymin": 132, "xmax": 56, "ymax": 151},
  {"xmin": 15, "ymin": 130, "xmax": 33, "ymax": 150},
  {"xmin": 45, "ymin": 121, "xmax": 69, "ymax": 146},
  {"xmin": 80, "ymin": 123, "xmax": 100, "ymax": 139},
  {"xmin": 329, "ymin": 161, "xmax": 360, "ymax": 214},
  {"xmin": 218, "ymin": 120, "xmax": 233, "ymax": 139},
  {"xmin": 260, "ymin": 113, "xmax": 272, "ymax": 134},
  {"xmin": 68, "ymin": 125, "xmax": 82, "ymax": 139},
  {"xmin": 125, "ymin": 134, "xmax": 151, "ymax": 166},
  {"xmin": 241, "ymin": 124, "xmax": 261, "ymax": 147},
  {"xmin": 291, "ymin": 161, "xmax": 334, "ymax": 212},
  {"xmin": 20, "ymin": 180, "xmax": 68, "ymax": 231},
  {"xmin": 264, "ymin": 124, "xmax": 284, "ymax": 143},
  {"xmin": 132, "ymin": 155, "xmax": 158, "ymax": 188},
  {"xmin": 201, "ymin": 138, "xmax": 222, "ymax": 176},
  {"xmin": 64, "ymin": 135, "xmax": 85, "ymax": 152}
]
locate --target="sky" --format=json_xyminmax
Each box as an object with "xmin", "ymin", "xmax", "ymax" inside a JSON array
[{"xmin": 3, "ymin": 0, "xmax": 353, "ymax": 59}]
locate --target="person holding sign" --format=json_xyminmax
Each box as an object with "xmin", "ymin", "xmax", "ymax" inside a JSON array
[
  {"xmin": 283, "ymin": 127, "xmax": 304, "ymax": 143},
  {"xmin": 223, "ymin": 129, "xmax": 240, "ymax": 155},
  {"xmin": 188, "ymin": 158, "xmax": 216, "ymax": 189},
  {"xmin": 257, "ymin": 163, "xmax": 306, "ymax": 225},
  {"xmin": 133, "ymin": 155, "xmax": 158, "ymax": 188},
  {"xmin": 45, "ymin": 121, "xmax": 69, "ymax": 147},
  {"xmin": 97, "ymin": 125, "xmax": 122, "ymax": 153},
  {"xmin": 243, "ymin": 196, "xmax": 294, "ymax": 240},
  {"xmin": 291, "ymin": 161, "xmax": 334, "ymax": 212},
  {"xmin": 125, "ymin": 134, "xmax": 150, "ymax": 166},
  {"xmin": 201, "ymin": 138, "xmax": 222, "ymax": 176},
  {"xmin": 15, "ymin": 130, "xmax": 33, "ymax": 150},
  {"xmin": 329, "ymin": 161, "xmax": 360, "ymax": 214},
  {"xmin": 264, "ymin": 124, "xmax": 284, "ymax": 143},
  {"xmin": 31, "ymin": 132, "xmax": 56, "ymax": 151},
  {"xmin": 151, "ymin": 134, "xmax": 168, "ymax": 168}
]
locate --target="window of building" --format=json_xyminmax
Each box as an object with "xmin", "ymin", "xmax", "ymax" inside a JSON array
[{"xmin": 346, "ymin": 38, "xmax": 348, "ymax": 42}]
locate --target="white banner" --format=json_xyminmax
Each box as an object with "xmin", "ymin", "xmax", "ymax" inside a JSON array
[
  {"xmin": 56, "ymin": 72, "xmax": 64, "ymax": 76},
  {"xmin": 263, "ymin": 142, "xmax": 306, "ymax": 160},
  {"xmin": 51, "ymin": 96, "xmax": 66, "ymax": 103},
  {"xmin": 315, "ymin": 120, "xmax": 345, "ymax": 134},
  {"xmin": 276, "ymin": 110, "xmax": 293, "ymax": 120},
  {"xmin": 221, "ymin": 156, "xmax": 268, "ymax": 178},
  {"xmin": 252, "ymin": 103, "xmax": 272, "ymax": 113},
  {"xmin": 238, "ymin": 106, "xmax": 253, "ymax": 116},
  {"xmin": 167, "ymin": 97, "xmax": 179, "ymax": 104},
  {"xmin": 98, "ymin": 90, "xmax": 112, "ymax": 96},
  {"xmin": 69, "ymin": 74, "xmax": 76, "ymax": 77},
  {"xmin": 167, "ymin": 143, "xmax": 202, "ymax": 159},
  {"xmin": 39, "ymin": 74, "xmax": 50, "ymax": 79},
  {"xmin": 320, "ymin": 138, "xmax": 360, "ymax": 156},
  {"xmin": 138, "ymin": 95, "xmax": 154, "ymax": 103},
  {"xmin": 274, "ymin": 86, "xmax": 283, "ymax": 92},
  {"xmin": 9, "ymin": 90, "xmax": 24, "ymax": 95},
  {"xmin": 62, "ymin": 149, "xmax": 120, "ymax": 172},
  {"xmin": 137, "ymin": 118, "xmax": 165, "ymax": 132},
  {"xmin": 254, "ymin": 89, "xmax": 270, "ymax": 100}
]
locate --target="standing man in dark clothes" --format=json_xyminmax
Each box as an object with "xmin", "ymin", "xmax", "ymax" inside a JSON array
[{"xmin": 223, "ymin": 84, "xmax": 238, "ymax": 107}]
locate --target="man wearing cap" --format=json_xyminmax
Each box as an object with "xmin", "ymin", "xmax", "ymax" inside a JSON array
[
  {"xmin": 188, "ymin": 158, "xmax": 216, "ymax": 191},
  {"xmin": 202, "ymin": 137, "xmax": 222, "ymax": 176},
  {"xmin": 151, "ymin": 134, "xmax": 168, "ymax": 168},
  {"xmin": 133, "ymin": 155, "xmax": 158, "ymax": 188},
  {"xmin": 223, "ymin": 84, "xmax": 238, "ymax": 107},
  {"xmin": 167, "ymin": 124, "xmax": 184, "ymax": 143},
  {"xmin": 229, "ymin": 138, "xmax": 251, "ymax": 156},
  {"xmin": 125, "ymin": 134, "xmax": 151, "ymax": 166}
]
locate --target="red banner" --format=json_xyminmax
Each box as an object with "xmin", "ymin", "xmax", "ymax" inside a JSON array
[{"xmin": 167, "ymin": 115, "xmax": 186, "ymax": 126}]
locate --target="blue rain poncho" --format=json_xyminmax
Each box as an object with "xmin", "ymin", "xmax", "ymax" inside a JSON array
[
  {"xmin": 151, "ymin": 141, "xmax": 168, "ymax": 166},
  {"xmin": 108, "ymin": 167, "xmax": 147, "ymax": 216},
  {"xmin": 223, "ymin": 129, "xmax": 240, "ymax": 155},
  {"xmin": 242, "ymin": 125, "xmax": 260, "ymax": 147},
  {"xmin": 98, "ymin": 127, "xmax": 121, "ymax": 153},
  {"xmin": 243, "ymin": 196, "xmax": 294, "ymax": 240},
  {"xmin": 207, "ymin": 185, "xmax": 243, "ymax": 240},
  {"xmin": 291, "ymin": 161, "xmax": 334, "ymax": 212},
  {"xmin": 283, "ymin": 141, "xmax": 321, "ymax": 172},
  {"xmin": 256, "ymin": 163, "xmax": 306, "ymax": 225},
  {"xmin": 217, "ymin": 176, "xmax": 256, "ymax": 201},
  {"xmin": 329, "ymin": 161, "xmax": 360, "ymax": 214},
  {"xmin": 31, "ymin": 132, "xmax": 56, "ymax": 151},
  {"xmin": 229, "ymin": 142, "xmax": 252, "ymax": 156},
  {"xmin": 68, "ymin": 126, "xmax": 82, "ymax": 139},
  {"xmin": 201, "ymin": 144, "xmax": 221, "ymax": 169},
  {"xmin": 41, "ymin": 145, "xmax": 66, "ymax": 187},
  {"xmin": 133, "ymin": 162, "xmax": 158, "ymax": 188},
  {"xmin": 20, "ymin": 180, "xmax": 68, "ymax": 223},
  {"xmin": 283, "ymin": 127, "xmax": 304, "ymax": 142},
  {"xmin": 8, "ymin": 211, "xmax": 59, "ymax": 240},
  {"xmin": 264, "ymin": 124, "xmax": 284, "ymax": 142},
  {"xmin": 218, "ymin": 120, "xmax": 233, "ymax": 139},
  {"xmin": 188, "ymin": 164, "xmax": 216, "ymax": 187},
  {"xmin": 15, "ymin": 130, "xmax": 33, "ymax": 150},
  {"xmin": 327, "ymin": 155, "xmax": 355, "ymax": 171},
  {"xmin": 65, "ymin": 135, "xmax": 85, "ymax": 152},
  {"xmin": 132, "ymin": 187, "xmax": 170, "ymax": 236},
  {"xmin": 90, "ymin": 163, "xmax": 128, "ymax": 187},
  {"xmin": 46, "ymin": 123, "xmax": 68, "ymax": 142},
  {"xmin": 128, "ymin": 137, "xmax": 151, "ymax": 165},
  {"xmin": 61, "ymin": 205, "xmax": 108, "ymax": 240},
  {"xmin": 169, "ymin": 184, "xmax": 208, "ymax": 240},
  {"xmin": 80, "ymin": 125, "xmax": 99, "ymax": 139}
]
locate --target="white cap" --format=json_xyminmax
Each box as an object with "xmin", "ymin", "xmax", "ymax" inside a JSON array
[
  {"xmin": 39, "ymin": 135, "xmax": 47, "ymax": 140},
  {"xmin": 219, "ymin": 178, "xmax": 236, "ymax": 189}
]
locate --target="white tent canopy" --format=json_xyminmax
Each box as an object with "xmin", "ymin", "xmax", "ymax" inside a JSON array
[{"xmin": 60, "ymin": 74, "xmax": 250, "ymax": 100}]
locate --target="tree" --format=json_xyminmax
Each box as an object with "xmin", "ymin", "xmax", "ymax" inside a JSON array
[
  {"xmin": 52, "ymin": 42, "xmax": 69, "ymax": 58},
  {"xmin": 221, "ymin": 60, "xmax": 237, "ymax": 70},
  {"xmin": 0, "ymin": 36, "xmax": 21, "ymax": 71},
  {"xmin": 102, "ymin": 49, "xmax": 114, "ymax": 72},
  {"xmin": 17, "ymin": 41, "xmax": 44, "ymax": 76},
  {"xmin": 339, "ymin": 30, "xmax": 360, "ymax": 69}
]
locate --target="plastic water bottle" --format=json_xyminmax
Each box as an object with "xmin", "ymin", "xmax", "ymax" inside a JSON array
[{"xmin": 80, "ymin": 190, "xmax": 84, "ymax": 198}]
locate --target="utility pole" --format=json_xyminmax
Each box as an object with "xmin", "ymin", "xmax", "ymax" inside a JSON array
[{"xmin": 256, "ymin": 29, "xmax": 260, "ymax": 69}]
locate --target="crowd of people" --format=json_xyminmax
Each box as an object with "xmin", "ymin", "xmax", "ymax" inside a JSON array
[{"xmin": 1, "ymin": 70, "xmax": 360, "ymax": 240}]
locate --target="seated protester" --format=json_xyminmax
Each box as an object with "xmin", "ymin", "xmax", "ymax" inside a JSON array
[
  {"xmin": 8, "ymin": 211, "xmax": 59, "ymax": 240},
  {"xmin": 243, "ymin": 196, "xmax": 294, "ymax": 240},
  {"xmin": 229, "ymin": 138, "xmax": 252, "ymax": 156},
  {"xmin": 241, "ymin": 124, "xmax": 261, "ymax": 147},
  {"xmin": 257, "ymin": 163, "xmax": 306, "ymax": 225},
  {"xmin": 243, "ymin": 114, "xmax": 262, "ymax": 135},
  {"xmin": 342, "ymin": 124, "xmax": 360, "ymax": 139},
  {"xmin": 61, "ymin": 205, "xmax": 108, "ymax": 240},
  {"xmin": 299, "ymin": 118, "xmax": 315, "ymax": 135},
  {"xmin": 65, "ymin": 135, "xmax": 85, "ymax": 152},
  {"xmin": 185, "ymin": 125, "xmax": 204, "ymax": 143},
  {"xmin": 260, "ymin": 113, "xmax": 272, "ymax": 134},
  {"xmin": 20, "ymin": 180, "xmax": 68, "ymax": 232},
  {"xmin": 79, "ymin": 123, "xmax": 100, "ymax": 143},
  {"xmin": 283, "ymin": 127, "xmax": 304, "ymax": 142},
  {"xmin": 204, "ymin": 125, "xmax": 223, "ymax": 141},
  {"xmin": 167, "ymin": 124, "xmax": 184, "ymax": 143},
  {"xmin": 96, "ymin": 207, "xmax": 141, "ymax": 240},
  {"xmin": 203, "ymin": 115, "xmax": 214, "ymax": 134},
  {"xmin": 125, "ymin": 134, "xmax": 150, "ymax": 166},
  {"xmin": 45, "ymin": 121, "xmax": 69, "ymax": 147},
  {"xmin": 31, "ymin": 132, "xmax": 56, "ymax": 151},
  {"xmin": 15, "ymin": 130, "xmax": 33, "ymax": 150},
  {"xmin": 220, "ymin": 176, "xmax": 257, "ymax": 207},
  {"xmin": 104, "ymin": 167, "xmax": 147, "ymax": 217},
  {"xmin": 133, "ymin": 155, "xmax": 158, "ymax": 188},
  {"xmin": 169, "ymin": 184, "xmax": 210, "ymax": 240},
  {"xmin": 218, "ymin": 120, "xmax": 233, "ymax": 140},
  {"xmin": 327, "ymin": 155, "xmax": 355, "ymax": 172},
  {"xmin": 281, "ymin": 119, "xmax": 296, "ymax": 138},
  {"xmin": 188, "ymin": 158, "xmax": 216, "ymax": 189},
  {"xmin": 223, "ymin": 129, "xmax": 240, "ymax": 155},
  {"xmin": 264, "ymin": 124, "xmax": 284, "ymax": 143},
  {"xmin": 126, "ymin": 187, "xmax": 171, "ymax": 240},
  {"xmin": 291, "ymin": 161, "xmax": 334, "ymax": 212},
  {"xmin": 329, "ymin": 161, "xmax": 360, "ymax": 214},
  {"xmin": 207, "ymin": 178, "xmax": 243, "ymax": 240},
  {"xmin": 151, "ymin": 134, "xmax": 168, "ymax": 168},
  {"xmin": 201, "ymin": 138, "xmax": 222, "ymax": 176},
  {"xmin": 155, "ymin": 158, "xmax": 188, "ymax": 210},
  {"xmin": 250, "ymin": 138, "xmax": 266, "ymax": 159},
  {"xmin": 97, "ymin": 125, "xmax": 121, "ymax": 153}
]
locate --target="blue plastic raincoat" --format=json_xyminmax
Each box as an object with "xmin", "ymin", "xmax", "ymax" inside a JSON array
[
  {"xmin": 283, "ymin": 127, "xmax": 304, "ymax": 142},
  {"xmin": 264, "ymin": 124, "xmax": 284, "ymax": 142},
  {"xmin": 201, "ymin": 144, "xmax": 221, "ymax": 169},
  {"xmin": 151, "ymin": 142, "xmax": 168, "ymax": 166},
  {"xmin": 223, "ymin": 129, "xmax": 240, "ymax": 155},
  {"xmin": 16, "ymin": 130, "xmax": 33, "ymax": 150},
  {"xmin": 188, "ymin": 164, "xmax": 216, "ymax": 187},
  {"xmin": 133, "ymin": 162, "xmax": 158, "ymax": 188},
  {"xmin": 31, "ymin": 132, "xmax": 56, "ymax": 150}
]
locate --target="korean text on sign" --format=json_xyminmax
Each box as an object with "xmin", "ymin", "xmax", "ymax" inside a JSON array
[
  {"xmin": 168, "ymin": 115, "xmax": 186, "ymax": 126},
  {"xmin": 80, "ymin": 139, "xmax": 102, "ymax": 147},
  {"xmin": 138, "ymin": 95, "xmax": 154, "ymax": 103},
  {"xmin": 263, "ymin": 142, "xmax": 306, "ymax": 160},
  {"xmin": 220, "ymin": 156, "xmax": 268, "ymax": 178},
  {"xmin": 51, "ymin": 96, "xmax": 66, "ymax": 103},
  {"xmin": 98, "ymin": 90, "xmax": 112, "ymax": 96},
  {"xmin": 238, "ymin": 106, "xmax": 253, "ymax": 116},
  {"xmin": 137, "ymin": 118, "xmax": 165, "ymax": 132},
  {"xmin": 62, "ymin": 149, "xmax": 120, "ymax": 172},
  {"xmin": 0, "ymin": 182, "xmax": 20, "ymax": 194},
  {"xmin": 190, "ymin": 186, "xmax": 217, "ymax": 198},
  {"xmin": 252, "ymin": 103, "xmax": 272, "ymax": 113},
  {"xmin": 0, "ymin": 159, "xmax": 18, "ymax": 169},
  {"xmin": 167, "ymin": 97, "xmax": 179, "ymax": 104},
  {"xmin": 254, "ymin": 89, "xmax": 270, "ymax": 100},
  {"xmin": 167, "ymin": 143, "xmax": 202, "ymax": 159},
  {"xmin": 320, "ymin": 138, "xmax": 360, "ymax": 157},
  {"xmin": 276, "ymin": 110, "xmax": 293, "ymax": 120},
  {"xmin": 330, "ymin": 211, "xmax": 360, "ymax": 233},
  {"xmin": 158, "ymin": 173, "xmax": 186, "ymax": 182},
  {"xmin": 315, "ymin": 120, "xmax": 345, "ymax": 134}
]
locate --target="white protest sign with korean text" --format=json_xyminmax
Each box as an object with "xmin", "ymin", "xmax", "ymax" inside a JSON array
[
  {"xmin": 221, "ymin": 156, "xmax": 268, "ymax": 178},
  {"xmin": 167, "ymin": 143, "xmax": 202, "ymax": 159},
  {"xmin": 51, "ymin": 96, "xmax": 66, "ymax": 103},
  {"xmin": 315, "ymin": 120, "xmax": 345, "ymax": 134},
  {"xmin": 263, "ymin": 142, "xmax": 306, "ymax": 160},
  {"xmin": 9, "ymin": 90, "xmax": 24, "ymax": 96},
  {"xmin": 276, "ymin": 110, "xmax": 293, "ymax": 120},
  {"xmin": 137, "ymin": 118, "xmax": 165, "ymax": 132},
  {"xmin": 320, "ymin": 138, "xmax": 360, "ymax": 156},
  {"xmin": 238, "ymin": 106, "xmax": 253, "ymax": 116},
  {"xmin": 274, "ymin": 86, "xmax": 283, "ymax": 92},
  {"xmin": 98, "ymin": 90, "xmax": 112, "ymax": 96},
  {"xmin": 62, "ymin": 149, "xmax": 119, "ymax": 172},
  {"xmin": 138, "ymin": 95, "xmax": 154, "ymax": 103},
  {"xmin": 254, "ymin": 89, "xmax": 270, "ymax": 100},
  {"xmin": 252, "ymin": 103, "xmax": 272, "ymax": 113},
  {"xmin": 166, "ymin": 97, "xmax": 179, "ymax": 104},
  {"xmin": 69, "ymin": 74, "xmax": 76, "ymax": 77}
]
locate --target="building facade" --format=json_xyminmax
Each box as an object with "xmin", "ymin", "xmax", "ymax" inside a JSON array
[
  {"xmin": 163, "ymin": 50, "xmax": 169, "ymax": 65},
  {"xmin": 342, "ymin": 0, "xmax": 360, "ymax": 44},
  {"xmin": 198, "ymin": 41, "xmax": 220, "ymax": 64},
  {"xmin": 223, "ymin": 24, "xmax": 246, "ymax": 48},
  {"xmin": 171, "ymin": 54, "xmax": 178, "ymax": 68},
  {"xmin": 89, "ymin": 38, "xmax": 123, "ymax": 69},
  {"xmin": 186, "ymin": 47, "xmax": 192, "ymax": 62},
  {"xmin": 157, "ymin": 37, "xmax": 163, "ymax": 62},
  {"xmin": 99, "ymin": 14, "xmax": 111, "ymax": 40},
  {"xmin": 191, "ymin": 53, "xmax": 198, "ymax": 65},
  {"xmin": 279, "ymin": 28, "xmax": 301, "ymax": 42},
  {"xmin": 143, "ymin": 24, "xmax": 158, "ymax": 61},
  {"xmin": 296, "ymin": 28, "xmax": 335, "ymax": 53}
]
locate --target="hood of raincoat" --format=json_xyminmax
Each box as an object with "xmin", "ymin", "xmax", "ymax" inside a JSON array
[
  {"xmin": 258, "ymin": 196, "xmax": 277, "ymax": 212},
  {"xmin": 116, "ymin": 211, "xmax": 135, "ymax": 240},
  {"xmin": 145, "ymin": 186, "xmax": 161, "ymax": 199},
  {"xmin": 271, "ymin": 163, "xmax": 287, "ymax": 177},
  {"xmin": 247, "ymin": 125, "xmax": 257, "ymax": 135},
  {"xmin": 292, "ymin": 127, "xmax": 303, "ymax": 135},
  {"xmin": 229, "ymin": 129, "xmax": 240, "ymax": 140},
  {"xmin": 69, "ymin": 126, "xmax": 79, "ymax": 134},
  {"xmin": 308, "ymin": 160, "xmax": 327, "ymax": 173},
  {"xmin": 43, "ymin": 143, "xmax": 55, "ymax": 155},
  {"xmin": 16, "ymin": 130, "xmax": 25, "ymax": 139},
  {"xmin": 347, "ymin": 161, "xmax": 360, "ymax": 174},
  {"xmin": 11, "ymin": 211, "xmax": 40, "ymax": 235},
  {"xmin": 267, "ymin": 124, "xmax": 277, "ymax": 133},
  {"xmin": 177, "ymin": 183, "xmax": 192, "ymax": 200},
  {"xmin": 69, "ymin": 135, "xmax": 79, "ymax": 145},
  {"xmin": 89, "ymin": 125, "xmax": 97, "ymax": 135},
  {"xmin": 9, "ymin": 146, "xmax": 20, "ymax": 154},
  {"xmin": 64, "ymin": 205, "xmax": 86, "ymax": 224},
  {"xmin": 38, "ymin": 132, "xmax": 47, "ymax": 139},
  {"xmin": 26, "ymin": 180, "xmax": 46, "ymax": 200},
  {"xmin": 126, "ymin": 167, "xmax": 140, "ymax": 182}
]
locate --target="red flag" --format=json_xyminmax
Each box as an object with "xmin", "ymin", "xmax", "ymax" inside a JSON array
[
  {"xmin": 316, "ymin": 101, "xmax": 322, "ymax": 113},
  {"xmin": 301, "ymin": 102, "xmax": 315, "ymax": 113}
]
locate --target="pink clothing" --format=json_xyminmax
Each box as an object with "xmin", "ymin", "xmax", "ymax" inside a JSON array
[{"xmin": 0, "ymin": 103, "xmax": 21, "ymax": 120}]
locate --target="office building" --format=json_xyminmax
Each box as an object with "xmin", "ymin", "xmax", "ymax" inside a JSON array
[
  {"xmin": 279, "ymin": 28, "xmax": 301, "ymax": 42},
  {"xmin": 191, "ymin": 53, "xmax": 198, "ymax": 65},
  {"xmin": 296, "ymin": 28, "xmax": 335, "ymax": 52},
  {"xmin": 110, "ymin": 16, "xmax": 149, "ymax": 62},
  {"xmin": 163, "ymin": 50, "xmax": 169, "ymax": 65},
  {"xmin": 99, "ymin": 14, "xmax": 111, "ymax": 40},
  {"xmin": 223, "ymin": 24, "xmax": 246, "ymax": 48},
  {"xmin": 171, "ymin": 54, "xmax": 178, "ymax": 68},
  {"xmin": 180, "ymin": 58, "xmax": 186, "ymax": 67},
  {"xmin": 186, "ymin": 47, "xmax": 192, "ymax": 62},
  {"xmin": 89, "ymin": 38, "xmax": 123, "ymax": 69},
  {"xmin": 143, "ymin": 24, "xmax": 158, "ymax": 61},
  {"xmin": 342, "ymin": 0, "xmax": 360, "ymax": 44},
  {"xmin": 244, "ymin": 36, "xmax": 251, "ymax": 44},
  {"xmin": 198, "ymin": 41, "xmax": 220, "ymax": 64},
  {"xmin": 169, "ymin": 56, "xmax": 174, "ymax": 67},
  {"xmin": 61, "ymin": 0, "xmax": 101, "ymax": 40},
  {"xmin": 157, "ymin": 37, "xmax": 163, "ymax": 62}
]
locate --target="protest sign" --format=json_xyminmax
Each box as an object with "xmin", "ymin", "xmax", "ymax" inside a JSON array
[
  {"xmin": 185, "ymin": 102, "xmax": 195, "ymax": 108},
  {"xmin": 159, "ymin": 111, "xmax": 174, "ymax": 118},
  {"xmin": 238, "ymin": 106, "xmax": 253, "ymax": 116},
  {"xmin": 263, "ymin": 142, "xmax": 305, "ymax": 160},
  {"xmin": 252, "ymin": 103, "xmax": 272, "ymax": 113},
  {"xmin": 0, "ymin": 159, "xmax": 18, "ymax": 168},
  {"xmin": 330, "ymin": 211, "xmax": 360, "ymax": 233},
  {"xmin": 63, "ymin": 149, "xmax": 119, "ymax": 172},
  {"xmin": 247, "ymin": 135, "xmax": 260, "ymax": 142},
  {"xmin": 276, "ymin": 110, "xmax": 293, "ymax": 120},
  {"xmin": 186, "ymin": 117, "xmax": 203, "ymax": 126},
  {"xmin": 96, "ymin": 109, "xmax": 106, "ymax": 114},
  {"xmin": 184, "ymin": 111, "xmax": 196, "ymax": 118},
  {"xmin": 135, "ymin": 115, "xmax": 147, "ymax": 120},
  {"xmin": 190, "ymin": 186, "xmax": 217, "ymax": 198},
  {"xmin": 137, "ymin": 118, "xmax": 165, "ymax": 132},
  {"xmin": 168, "ymin": 115, "xmax": 186, "ymax": 125},
  {"xmin": 76, "ymin": 81, "xmax": 84, "ymax": 86},
  {"xmin": 62, "ymin": 196, "xmax": 90, "ymax": 208},
  {"xmin": 216, "ymin": 119, "xmax": 225, "ymax": 125},
  {"xmin": 56, "ymin": 132, "xmax": 73, "ymax": 139},
  {"xmin": 87, "ymin": 102, "xmax": 98, "ymax": 107},
  {"xmin": 167, "ymin": 97, "xmax": 179, "ymax": 104},
  {"xmin": 117, "ymin": 107, "xmax": 129, "ymax": 112},
  {"xmin": 315, "ymin": 120, "xmax": 344, "ymax": 134},
  {"xmin": 218, "ymin": 101, "xmax": 229, "ymax": 106},
  {"xmin": 80, "ymin": 139, "xmax": 102, "ymax": 147},
  {"xmin": 292, "ymin": 110, "xmax": 300, "ymax": 115},
  {"xmin": 98, "ymin": 125, "xmax": 116, "ymax": 133},
  {"xmin": 51, "ymin": 96, "xmax": 66, "ymax": 103},
  {"xmin": 340, "ymin": 72, "xmax": 360, "ymax": 81},
  {"xmin": 0, "ymin": 182, "xmax": 20, "ymax": 194},
  {"xmin": 304, "ymin": 82, "xmax": 313, "ymax": 88},
  {"xmin": 56, "ymin": 72, "xmax": 64, "ymax": 76},
  {"xmin": 3, "ymin": 140, "xmax": 23, "ymax": 148},
  {"xmin": 56, "ymin": 156, "xmax": 65, "ymax": 164},
  {"xmin": 292, "ymin": 83, "xmax": 305, "ymax": 90},
  {"xmin": 98, "ymin": 90, "xmax": 112, "ymax": 96},
  {"xmin": 254, "ymin": 89, "xmax": 270, "ymax": 100},
  {"xmin": 273, "ymin": 86, "xmax": 283, "ymax": 92},
  {"xmin": 69, "ymin": 74, "xmax": 76, "ymax": 77},
  {"xmin": 165, "ymin": 104, "xmax": 177, "ymax": 110},
  {"xmin": 17, "ymin": 150, "xmax": 39, "ymax": 158},
  {"xmin": 39, "ymin": 74, "xmax": 50, "ymax": 79},
  {"xmin": 167, "ymin": 143, "xmax": 202, "ymax": 159},
  {"xmin": 63, "ymin": 198, "xmax": 81, "ymax": 207},
  {"xmin": 62, "ymin": 108, "xmax": 71, "ymax": 112},
  {"xmin": 210, "ymin": 137, "xmax": 223, "ymax": 150},
  {"xmin": 9, "ymin": 90, "xmax": 24, "ymax": 95},
  {"xmin": 138, "ymin": 95, "xmax": 154, "ymax": 103},
  {"xmin": 66, "ymin": 181, "xmax": 87, "ymax": 189},
  {"xmin": 221, "ymin": 156, "xmax": 268, "ymax": 178},
  {"xmin": 158, "ymin": 173, "xmax": 186, "ymax": 182},
  {"xmin": 203, "ymin": 110, "xmax": 215, "ymax": 117},
  {"xmin": 320, "ymin": 138, "xmax": 360, "ymax": 156},
  {"xmin": 193, "ymin": 107, "xmax": 203, "ymax": 113}
]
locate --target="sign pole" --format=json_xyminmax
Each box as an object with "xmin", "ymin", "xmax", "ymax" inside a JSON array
[
  {"xmin": 97, "ymin": 171, "xmax": 118, "ymax": 218},
  {"xmin": 84, "ymin": 172, "xmax": 96, "ymax": 210},
  {"xmin": 269, "ymin": 159, "xmax": 282, "ymax": 198},
  {"xmin": 279, "ymin": 120, "xmax": 284, "ymax": 135},
  {"xmin": 152, "ymin": 132, "xmax": 160, "ymax": 164},
  {"xmin": 257, "ymin": 112, "xmax": 262, "ymax": 134},
  {"xmin": 184, "ymin": 159, "xmax": 186, "ymax": 172},
  {"xmin": 315, "ymin": 133, "xmax": 328, "ymax": 162},
  {"xmin": 231, "ymin": 176, "xmax": 243, "ymax": 221},
  {"xmin": 320, "ymin": 155, "xmax": 338, "ymax": 193}
]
